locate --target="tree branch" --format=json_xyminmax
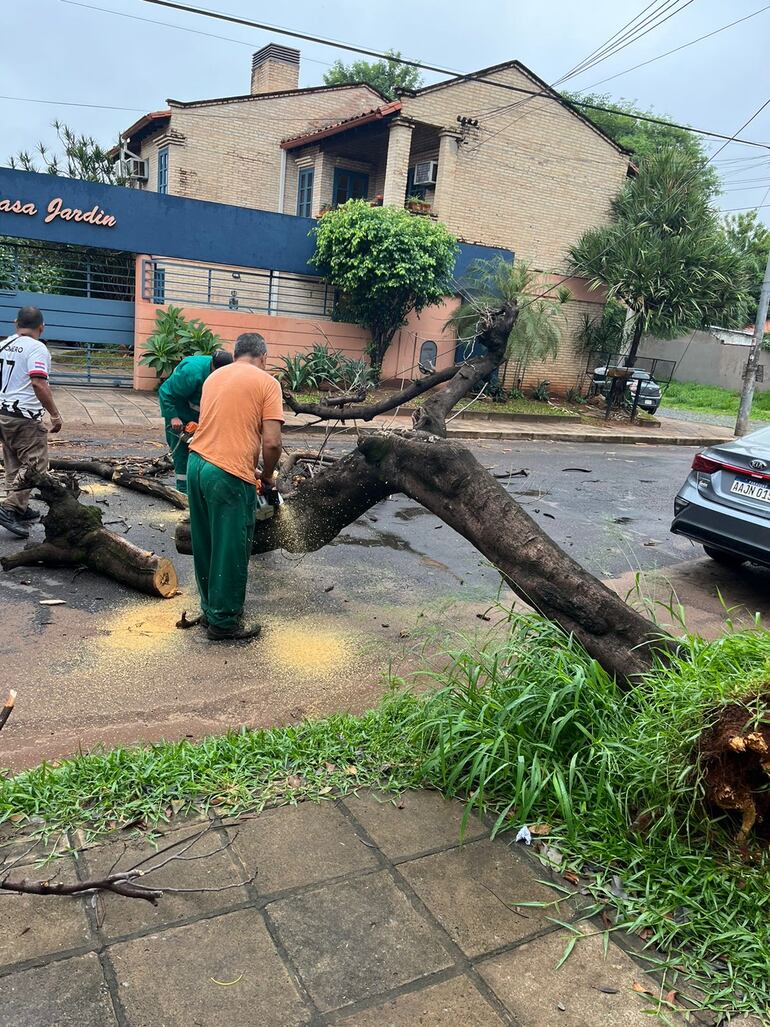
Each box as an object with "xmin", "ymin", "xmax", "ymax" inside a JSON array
[
  {"xmin": 0, "ymin": 691, "xmax": 16, "ymax": 734},
  {"xmin": 0, "ymin": 826, "xmax": 255, "ymax": 906},
  {"xmin": 282, "ymin": 360, "xmax": 468, "ymax": 422}
]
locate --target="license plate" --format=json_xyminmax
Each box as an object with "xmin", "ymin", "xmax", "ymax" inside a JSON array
[{"xmin": 731, "ymin": 478, "xmax": 770, "ymax": 503}]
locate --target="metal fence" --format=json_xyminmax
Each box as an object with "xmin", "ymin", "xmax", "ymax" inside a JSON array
[
  {"xmin": 0, "ymin": 241, "xmax": 134, "ymax": 301},
  {"xmin": 140, "ymin": 258, "xmax": 334, "ymax": 319}
]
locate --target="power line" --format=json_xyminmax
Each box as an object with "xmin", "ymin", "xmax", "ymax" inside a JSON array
[
  {"xmin": 127, "ymin": 0, "xmax": 770, "ymax": 150},
  {"xmin": 555, "ymin": 0, "xmax": 697, "ymax": 86},
  {"xmin": 62, "ymin": 0, "xmax": 335, "ymax": 68},
  {"xmin": 512, "ymin": 93, "xmax": 770, "ymax": 315},
  {"xmin": 574, "ymin": 4, "xmax": 770, "ymax": 93},
  {"xmin": 555, "ymin": 0, "xmax": 663, "ymax": 83}
]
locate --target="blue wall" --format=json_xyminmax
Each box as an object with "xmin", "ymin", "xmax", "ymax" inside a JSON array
[{"xmin": 0, "ymin": 168, "xmax": 512, "ymax": 278}]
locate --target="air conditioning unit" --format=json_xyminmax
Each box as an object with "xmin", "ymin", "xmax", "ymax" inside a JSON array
[
  {"xmin": 412, "ymin": 160, "xmax": 438, "ymax": 186},
  {"xmin": 126, "ymin": 158, "xmax": 148, "ymax": 181}
]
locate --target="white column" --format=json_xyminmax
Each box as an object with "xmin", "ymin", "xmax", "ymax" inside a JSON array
[
  {"xmin": 433, "ymin": 129, "xmax": 462, "ymax": 223},
  {"xmin": 382, "ymin": 118, "xmax": 414, "ymax": 208}
]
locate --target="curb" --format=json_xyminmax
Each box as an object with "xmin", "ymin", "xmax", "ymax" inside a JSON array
[{"xmin": 289, "ymin": 421, "xmax": 730, "ymax": 447}]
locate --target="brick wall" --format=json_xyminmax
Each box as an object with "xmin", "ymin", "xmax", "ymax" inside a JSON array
[
  {"xmin": 137, "ymin": 85, "xmax": 382, "ymax": 212},
  {"xmin": 400, "ymin": 65, "xmax": 630, "ymax": 273}
]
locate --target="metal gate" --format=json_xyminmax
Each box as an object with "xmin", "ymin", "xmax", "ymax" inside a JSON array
[{"xmin": 0, "ymin": 241, "xmax": 135, "ymax": 387}]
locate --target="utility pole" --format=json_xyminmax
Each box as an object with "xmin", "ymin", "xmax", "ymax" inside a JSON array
[{"xmin": 735, "ymin": 249, "xmax": 770, "ymax": 437}]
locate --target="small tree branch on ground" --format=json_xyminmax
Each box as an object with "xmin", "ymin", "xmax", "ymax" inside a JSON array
[{"xmin": 0, "ymin": 826, "xmax": 255, "ymax": 905}]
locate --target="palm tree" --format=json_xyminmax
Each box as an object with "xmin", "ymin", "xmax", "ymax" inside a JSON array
[{"xmin": 447, "ymin": 258, "xmax": 571, "ymax": 389}]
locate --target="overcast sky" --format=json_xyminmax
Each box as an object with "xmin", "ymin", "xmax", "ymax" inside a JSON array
[{"xmin": 2, "ymin": 0, "xmax": 769, "ymax": 226}]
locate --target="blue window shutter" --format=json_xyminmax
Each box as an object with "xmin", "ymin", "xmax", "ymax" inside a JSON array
[
  {"xmin": 157, "ymin": 148, "xmax": 169, "ymax": 194},
  {"xmin": 332, "ymin": 169, "xmax": 369, "ymax": 207},
  {"xmin": 296, "ymin": 167, "xmax": 314, "ymax": 218}
]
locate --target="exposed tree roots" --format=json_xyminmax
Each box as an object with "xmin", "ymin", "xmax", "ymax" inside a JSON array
[{"xmin": 698, "ymin": 694, "xmax": 770, "ymax": 845}]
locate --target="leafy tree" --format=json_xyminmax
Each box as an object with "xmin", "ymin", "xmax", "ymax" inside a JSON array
[
  {"xmin": 447, "ymin": 258, "xmax": 570, "ymax": 384},
  {"xmin": 322, "ymin": 50, "xmax": 422, "ymax": 100},
  {"xmin": 8, "ymin": 120, "xmax": 124, "ymax": 185},
  {"xmin": 723, "ymin": 210, "xmax": 770, "ymax": 326},
  {"xmin": 563, "ymin": 91, "xmax": 719, "ymax": 191},
  {"xmin": 311, "ymin": 200, "xmax": 457, "ymax": 371},
  {"xmin": 568, "ymin": 147, "xmax": 752, "ymax": 367}
]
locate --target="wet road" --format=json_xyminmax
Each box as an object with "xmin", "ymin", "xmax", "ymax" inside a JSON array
[{"xmin": 0, "ymin": 433, "xmax": 764, "ymax": 769}]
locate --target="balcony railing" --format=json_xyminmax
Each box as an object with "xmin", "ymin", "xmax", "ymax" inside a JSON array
[{"xmin": 141, "ymin": 259, "xmax": 334, "ymax": 319}]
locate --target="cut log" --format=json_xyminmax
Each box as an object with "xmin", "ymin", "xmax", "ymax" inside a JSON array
[
  {"xmin": 48, "ymin": 457, "xmax": 187, "ymax": 508},
  {"xmin": 1, "ymin": 471, "xmax": 178, "ymax": 598}
]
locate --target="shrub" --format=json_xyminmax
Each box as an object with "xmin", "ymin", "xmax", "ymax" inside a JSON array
[
  {"xmin": 140, "ymin": 306, "xmax": 224, "ymax": 380},
  {"xmin": 532, "ymin": 380, "xmax": 551, "ymax": 402}
]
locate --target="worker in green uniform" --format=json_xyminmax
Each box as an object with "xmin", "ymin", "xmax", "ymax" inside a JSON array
[{"xmin": 158, "ymin": 350, "xmax": 232, "ymax": 493}]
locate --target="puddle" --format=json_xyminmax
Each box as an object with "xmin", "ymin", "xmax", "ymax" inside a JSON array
[
  {"xmin": 331, "ymin": 530, "xmax": 415, "ymax": 554},
  {"xmin": 512, "ymin": 488, "xmax": 552, "ymax": 498}
]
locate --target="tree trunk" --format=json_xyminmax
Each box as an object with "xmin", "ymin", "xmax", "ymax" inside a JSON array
[
  {"xmin": 1, "ymin": 471, "xmax": 178, "ymax": 598},
  {"xmin": 624, "ymin": 313, "xmax": 645, "ymax": 368},
  {"xmin": 177, "ymin": 429, "xmax": 668, "ymax": 685},
  {"xmin": 48, "ymin": 458, "xmax": 187, "ymax": 509}
]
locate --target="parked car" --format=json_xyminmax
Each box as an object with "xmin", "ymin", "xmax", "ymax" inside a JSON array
[
  {"xmin": 591, "ymin": 365, "xmax": 662, "ymax": 414},
  {"xmin": 671, "ymin": 426, "xmax": 770, "ymax": 567}
]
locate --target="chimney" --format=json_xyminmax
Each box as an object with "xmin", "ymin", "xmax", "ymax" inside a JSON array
[{"xmin": 251, "ymin": 44, "xmax": 300, "ymax": 95}]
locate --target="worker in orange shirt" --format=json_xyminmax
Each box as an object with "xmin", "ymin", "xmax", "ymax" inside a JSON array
[{"xmin": 187, "ymin": 333, "xmax": 283, "ymax": 641}]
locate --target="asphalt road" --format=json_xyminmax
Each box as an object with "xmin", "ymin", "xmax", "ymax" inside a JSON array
[{"xmin": 0, "ymin": 433, "xmax": 764, "ymax": 769}]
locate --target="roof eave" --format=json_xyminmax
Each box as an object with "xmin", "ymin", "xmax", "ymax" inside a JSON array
[{"xmin": 281, "ymin": 100, "xmax": 401, "ymax": 150}]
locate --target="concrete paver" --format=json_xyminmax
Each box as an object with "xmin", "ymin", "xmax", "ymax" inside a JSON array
[
  {"xmin": 229, "ymin": 801, "xmax": 379, "ymax": 895},
  {"xmin": 334, "ymin": 974, "xmax": 508, "ymax": 1026},
  {"xmin": 398, "ymin": 837, "xmax": 558, "ymax": 958},
  {"xmin": 0, "ymin": 953, "xmax": 117, "ymax": 1027},
  {"xmin": 477, "ymin": 926, "xmax": 659, "ymax": 1027},
  {"xmin": 266, "ymin": 870, "xmax": 454, "ymax": 1012},
  {"xmin": 108, "ymin": 909, "xmax": 309, "ymax": 1027},
  {"xmin": 342, "ymin": 788, "xmax": 487, "ymax": 860},
  {"xmin": 0, "ymin": 852, "xmax": 91, "ymax": 966}
]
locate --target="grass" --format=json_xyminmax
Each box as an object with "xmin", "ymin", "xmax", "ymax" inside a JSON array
[
  {"xmin": 2, "ymin": 617, "xmax": 770, "ymax": 1017},
  {"xmin": 290, "ymin": 390, "xmax": 572, "ymax": 417},
  {"xmin": 662, "ymin": 380, "xmax": 770, "ymax": 420},
  {"xmin": 0, "ymin": 693, "xmax": 422, "ymax": 836}
]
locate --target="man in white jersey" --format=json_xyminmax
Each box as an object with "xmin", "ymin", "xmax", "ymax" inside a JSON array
[{"xmin": 0, "ymin": 306, "xmax": 63, "ymax": 539}]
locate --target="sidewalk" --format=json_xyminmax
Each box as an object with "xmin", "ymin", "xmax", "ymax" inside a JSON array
[
  {"xmin": 0, "ymin": 790, "xmax": 706, "ymax": 1027},
  {"xmin": 55, "ymin": 387, "xmax": 733, "ymax": 446}
]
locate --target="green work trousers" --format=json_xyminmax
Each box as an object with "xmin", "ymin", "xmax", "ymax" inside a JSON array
[
  {"xmin": 165, "ymin": 424, "xmax": 189, "ymax": 494},
  {"xmin": 187, "ymin": 452, "xmax": 256, "ymax": 630}
]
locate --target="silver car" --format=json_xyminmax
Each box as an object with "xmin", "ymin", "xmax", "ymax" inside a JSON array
[{"xmin": 672, "ymin": 426, "xmax": 770, "ymax": 567}]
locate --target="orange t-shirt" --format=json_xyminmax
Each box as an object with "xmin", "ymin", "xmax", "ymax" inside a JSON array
[{"xmin": 190, "ymin": 361, "xmax": 284, "ymax": 484}]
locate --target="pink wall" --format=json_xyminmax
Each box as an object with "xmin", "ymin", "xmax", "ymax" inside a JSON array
[{"xmin": 132, "ymin": 256, "xmax": 460, "ymax": 391}]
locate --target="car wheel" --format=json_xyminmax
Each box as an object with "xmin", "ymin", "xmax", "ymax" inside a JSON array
[{"xmin": 703, "ymin": 545, "xmax": 747, "ymax": 568}]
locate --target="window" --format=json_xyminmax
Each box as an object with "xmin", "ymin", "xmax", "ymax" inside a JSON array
[
  {"xmin": 296, "ymin": 167, "xmax": 314, "ymax": 218},
  {"xmin": 157, "ymin": 147, "xmax": 169, "ymax": 194},
  {"xmin": 332, "ymin": 169, "xmax": 369, "ymax": 207}
]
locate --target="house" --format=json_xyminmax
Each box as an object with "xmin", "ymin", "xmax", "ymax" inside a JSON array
[{"xmin": 118, "ymin": 44, "xmax": 632, "ymax": 393}]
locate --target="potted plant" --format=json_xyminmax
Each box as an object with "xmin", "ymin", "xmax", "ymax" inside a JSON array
[
  {"xmin": 317, "ymin": 203, "xmax": 333, "ymax": 218},
  {"xmin": 405, "ymin": 195, "xmax": 432, "ymax": 214},
  {"xmin": 370, "ymin": 195, "xmax": 384, "ymax": 207}
]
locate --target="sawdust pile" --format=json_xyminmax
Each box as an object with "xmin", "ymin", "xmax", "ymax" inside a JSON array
[
  {"xmin": 95, "ymin": 599, "xmax": 185, "ymax": 655},
  {"xmin": 261, "ymin": 620, "xmax": 356, "ymax": 676}
]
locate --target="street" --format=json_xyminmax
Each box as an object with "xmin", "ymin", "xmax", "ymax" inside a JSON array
[{"xmin": 1, "ymin": 433, "xmax": 769, "ymax": 770}]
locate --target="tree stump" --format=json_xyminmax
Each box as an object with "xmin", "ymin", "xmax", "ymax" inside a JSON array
[{"xmin": 1, "ymin": 471, "xmax": 178, "ymax": 598}]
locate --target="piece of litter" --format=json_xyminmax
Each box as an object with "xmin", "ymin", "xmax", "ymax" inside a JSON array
[
  {"xmin": 209, "ymin": 973, "xmax": 244, "ymax": 987},
  {"xmin": 39, "ymin": 599, "xmax": 66, "ymax": 606},
  {"xmin": 515, "ymin": 826, "xmax": 532, "ymax": 845},
  {"xmin": 323, "ymin": 584, "xmax": 334, "ymax": 593},
  {"xmin": 596, "ymin": 986, "xmax": 619, "ymax": 995},
  {"xmin": 557, "ymin": 1002, "xmax": 566, "ymax": 1011}
]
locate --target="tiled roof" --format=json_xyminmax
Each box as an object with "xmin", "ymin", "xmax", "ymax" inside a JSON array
[{"xmin": 281, "ymin": 100, "xmax": 402, "ymax": 150}]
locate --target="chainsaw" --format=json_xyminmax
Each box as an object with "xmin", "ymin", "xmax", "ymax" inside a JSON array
[{"xmin": 255, "ymin": 471, "xmax": 283, "ymax": 521}]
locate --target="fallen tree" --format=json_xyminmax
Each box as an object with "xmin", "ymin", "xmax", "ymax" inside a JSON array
[
  {"xmin": 175, "ymin": 300, "xmax": 770, "ymax": 840},
  {"xmin": 1, "ymin": 470, "xmax": 178, "ymax": 598}
]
